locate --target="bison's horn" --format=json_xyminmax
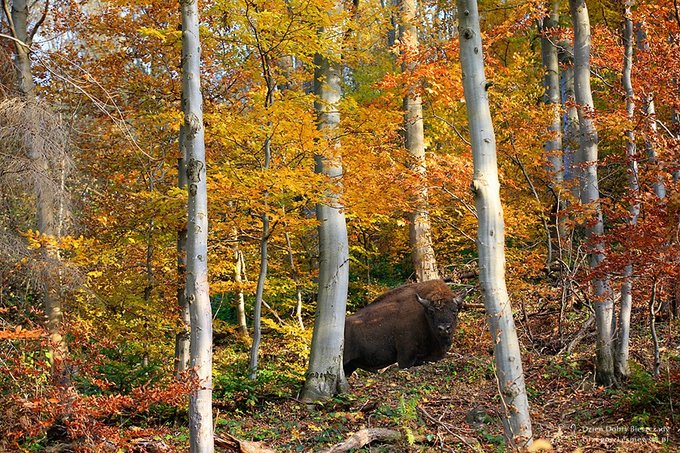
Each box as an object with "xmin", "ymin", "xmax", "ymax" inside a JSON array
[{"xmin": 416, "ymin": 294, "xmax": 431, "ymax": 308}]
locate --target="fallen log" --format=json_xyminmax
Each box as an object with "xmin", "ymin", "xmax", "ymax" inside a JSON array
[
  {"xmin": 215, "ymin": 434, "xmax": 276, "ymax": 453},
  {"xmin": 319, "ymin": 428, "xmax": 401, "ymax": 453}
]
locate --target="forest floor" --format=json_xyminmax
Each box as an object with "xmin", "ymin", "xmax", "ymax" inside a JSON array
[
  {"xmin": 8, "ymin": 302, "xmax": 678, "ymax": 452},
  {"xmin": 204, "ymin": 309, "xmax": 679, "ymax": 452}
]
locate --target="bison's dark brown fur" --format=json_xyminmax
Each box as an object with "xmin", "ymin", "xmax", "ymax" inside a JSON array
[{"xmin": 343, "ymin": 279, "xmax": 463, "ymax": 376}]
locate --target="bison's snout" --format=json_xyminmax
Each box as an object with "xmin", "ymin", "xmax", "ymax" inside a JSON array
[{"xmin": 438, "ymin": 324, "xmax": 452, "ymax": 336}]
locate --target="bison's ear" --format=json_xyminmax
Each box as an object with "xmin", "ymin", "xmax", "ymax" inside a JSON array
[{"xmin": 416, "ymin": 294, "xmax": 431, "ymax": 309}]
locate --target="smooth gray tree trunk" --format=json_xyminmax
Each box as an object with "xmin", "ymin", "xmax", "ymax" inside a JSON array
[
  {"xmin": 175, "ymin": 123, "xmax": 191, "ymax": 375},
  {"xmin": 248, "ymin": 48, "xmax": 275, "ymax": 380},
  {"xmin": 10, "ymin": 0, "xmax": 65, "ymax": 371},
  {"xmin": 559, "ymin": 41, "xmax": 581, "ymax": 198},
  {"xmin": 301, "ymin": 27, "xmax": 350, "ymax": 402},
  {"xmin": 457, "ymin": 0, "xmax": 533, "ymax": 447},
  {"xmin": 569, "ymin": 0, "xmax": 616, "ymax": 387},
  {"xmin": 399, "ymin": 0, "xmax": 439, "ymax": 282},
  {"xmin": 10, "ymin": 0, "xmax": 34, "ymax": 99},
  {"xmin": 540, "ymin": 1, "xmax": 564, "ymax": 255},
  {"xmin": 540, "ymin": 1, "xmax": 562, "ymax": 180},
  {"xmin": 635, "ymin": 25, "xmax": 666, "ymax": 199},
  {"xmin": 616, "ymin": 1, "xmax": 638, "ymax": 382},
  {"xmin": 233, "ymin": 235, "xmax": 248, "ymax": 336},
  {"xmin": 181, "ymin": 0, "xmax": 214, "ymax": 449}
]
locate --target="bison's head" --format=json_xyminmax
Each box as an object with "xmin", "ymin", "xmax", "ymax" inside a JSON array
[{"xmin": 416, "ymin": 293, "xmax": 461, "ymax": 344}]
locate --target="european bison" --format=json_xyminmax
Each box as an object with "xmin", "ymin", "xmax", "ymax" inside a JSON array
[{"xmin": 343, "ymin": 279, "xmax": 463, "ymax": 376}]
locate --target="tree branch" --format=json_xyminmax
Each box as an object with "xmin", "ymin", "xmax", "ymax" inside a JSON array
[
  {"xmin": 28, "ymin": 0, "xmax": 49, "ymax": 42},
  {"xmin": 1, "ymin": 0, "xmax": 17, "ymax": 39}
]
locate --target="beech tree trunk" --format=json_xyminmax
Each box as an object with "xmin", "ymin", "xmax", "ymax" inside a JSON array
[
  {"xmin": 559, "ymin": 41, "xmax": 581, "ymax": 198},
  {"xmin": 616, "ymin": 1, "xmax": 638, "ymax": 381},
  {"xmin": 10, "ymin": 0, "xmax": 34, "ymax": 99},
  {"xmin": 10, "ymin": 0, "xmax": 65, "ymax": 371},
  {"xmin": 181, "ymin": 0, "xmax": 214, "ymax": 449},
  {"xmin": 635, "ymin": 25, "xmax": 666, "ymax": 199},
  {"xmin": 569, "ymin": 0, "xmax": 616, "ymax": 387},
  {"xmin": 301, "ymin": 28, "xmax": 349, "ymax": 402},
  {"xmin": 540, "ymin": 1, "xmax": 562, "ymax": 180},
  {"xmin": 175, "ymin": 121, "xmax": 191, "ymax": 375},
  {"xmin": 540, "ymin": 1, "xmax": 564, "ymax": 254},
  {"xmin": 399, "ymin": 0, "xmax": 439, "ymax": 282},
  {"xmin": 457, "ymin": 0, "xmax": 533, "ymax": 447},
  {"xmin": 248, "ymin": 49, "xmax": 275, "ymax": 381},
  {"xmin": 233, "ymin": 236, "xmax": 248, "ymax": 336}
]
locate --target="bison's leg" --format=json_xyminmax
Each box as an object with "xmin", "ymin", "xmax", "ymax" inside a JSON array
[
  {"xmin": 396, "ymin": 348, "xmax": 418, "ymax": 369},
  {"xmin": 343, "ymin": 360, "xmax": 358, "ymax": 377}
]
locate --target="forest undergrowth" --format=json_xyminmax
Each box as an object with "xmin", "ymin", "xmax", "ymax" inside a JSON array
[{"xmin": 3, "ymin": 288, "xmax": 677, "ymax": 452}]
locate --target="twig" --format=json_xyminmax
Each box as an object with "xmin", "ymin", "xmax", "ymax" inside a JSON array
[
  {"xmin": 440, "ymin": 184, "xmax": 477, "ymax": 219},
  {"xmin": 418, "ymin": 405, "xmax": 483, "ymax": 452},
  {"xmin": 432, "ymin": 114, "xmax": 471, "ymax": 145}
]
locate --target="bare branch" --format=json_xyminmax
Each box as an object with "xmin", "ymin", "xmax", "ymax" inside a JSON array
[
  {"xmin": 28, "ymin": 0, "xmax": 49, "ymax": 42},
  {"xmin": 1, "ymin": 0, "xmax": 17, "ymax": 39}
]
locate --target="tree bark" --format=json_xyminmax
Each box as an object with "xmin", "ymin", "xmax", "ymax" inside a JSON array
[
  {"xmin": 301, "ymin": 27, "xmax": 349, "ymax": 401},
  {"xmin": 175, "ymin": 124, "xmax": 191, "ymax": 375},
  {"xmin": 457, "ymin": 0, "xmax": 533, "ymax": 447},
  {"xmin": 649, "ymin": 280, "xmax": 660, "ymax": 377},
  {"xmin": 399, "ymin": 0, "xmax": 439, "ymax": 282},
  {"xmin": 540, "ymin": 0, "xmax": 564, "ymax": 252},
  {"xmin": 284, "ymin": 229, "xmax": 305, "ymax": 329},
  {"xmin": 248, "ymin": 204, "xmax": 269, "ymax": 380},
  {"xmin": 559, "ymin": 41, "xmax": 581, "ymax": 199},
  {"xmin": 569, "ymin": 0, "xmax": 616, "ymax": 387},
  {"xmin": 233, "ymin": 234, "xmax": 248, "ymax": 336},
  {"xmin": 248, "ymin": 43, "xmax": 275, "ymax": 380},
  {"xmin": 10, "ymin": 0, "xmax": 34, "ymax": 100},
  {"xmin": 635, "ymin": 25, "xmax": 666, "ymax": 199},
  {"xmin": 616, "ymin": 1, "xmax": 638, "ymax": 382},
  {"xmin": 10, "ymin": 0, "xmax": 65, "ymax": 372},
  {"xmin": 181, "ymin": 0, "xmax": 214, "ymax": 449}
]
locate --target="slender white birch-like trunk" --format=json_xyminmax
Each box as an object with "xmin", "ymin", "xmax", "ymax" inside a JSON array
[
  {"xmin": 301, "ymin": 15, "xmax": 350, "ymax": 401},
  {"xmin": 175, "ymin": 123, "xmax": 191, "ymax": 375},
  {"xmin": 399, "ymin": 0, "xmax": 439, "ymax": 282},
  {"xmin": 457, "ymin": 0, "xmax": 533, "ymax": 446},
  {"xmin": 233, "ymin": 237, "xmax": 248, "ymax": 336},
  {"xmin": 540, "ymin": 1, "xmax": 563, "ymax": 185},
  {"xmin": 540, "ymin": 1, "xmax": 564, "ymax": 254},
  {"xmin": 559, "ymin": 42, "xmax": 581, "ymax": 199},
  {"xmin": 616, "ymin": 1, "xmax": 638, "ymax": 381},
  {"xmin": 181, "ymin": 0, "xmax": 214, "ymax": 449},
  {"xmin": 569, "ymin": 0, "xmax": 616, "ymax": 387},
  {"xmin": 635, "ymin": 25, "xmax": 666, "ymax": 199}
]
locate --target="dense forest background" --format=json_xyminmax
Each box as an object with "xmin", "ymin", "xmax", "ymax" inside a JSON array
[{"xmin": 0, "ymin": 0, "xmax": 678, "ymax": 450}]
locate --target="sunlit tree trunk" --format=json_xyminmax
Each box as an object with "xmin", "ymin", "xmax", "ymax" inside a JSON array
[
  {"xmin": 248, "ymin": 43, "xmax": 275, "ymax": 381},
  {"xmin": 569, "ymin": 0, "xmax": 616, "ymax": 387},
  {"xmin": 616, "ymin": 1, "xmax": 638, "ymax": 382},
  {"xmin": 10, "ymin": 0, "xmax": 65, "ymax": 372},
  {"xmin": 284, "ymin": 228, "xmax": 305, "ymax": 329},
  {"xmin": 175, "ymin": 125, "xmax": 190, "ymax": 375},
  {"xmin": 399, "ymin": 0, "xmax": 439, "ymax": 282},
  {"xmin": 181, "ymin": 0, "xmax": 214, "ymax": 449},
  {"xmin": 559, "ymin": 41, "xmax": 581, "ymax": 199},
  {"xmin": 10, "ymin": 0, "xmax": 33, "ymax": 99},
  {"xmin": 301, "ymin": 11, "xmax": 349, "ymax": 401},
  {"xmin": 540, "ymin": 1, "xmax": 564, "ymax": 255},
  {"xmin": 635, "ymin": 24, "xmax": 666, "ymax": 199},
  {"xmin": 457, "ymin": 0, "xmax": 533, "ymax": 447},
  {"xmin": 233, "ymin": 234, "xmax": 248, "ymax": 336}
]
